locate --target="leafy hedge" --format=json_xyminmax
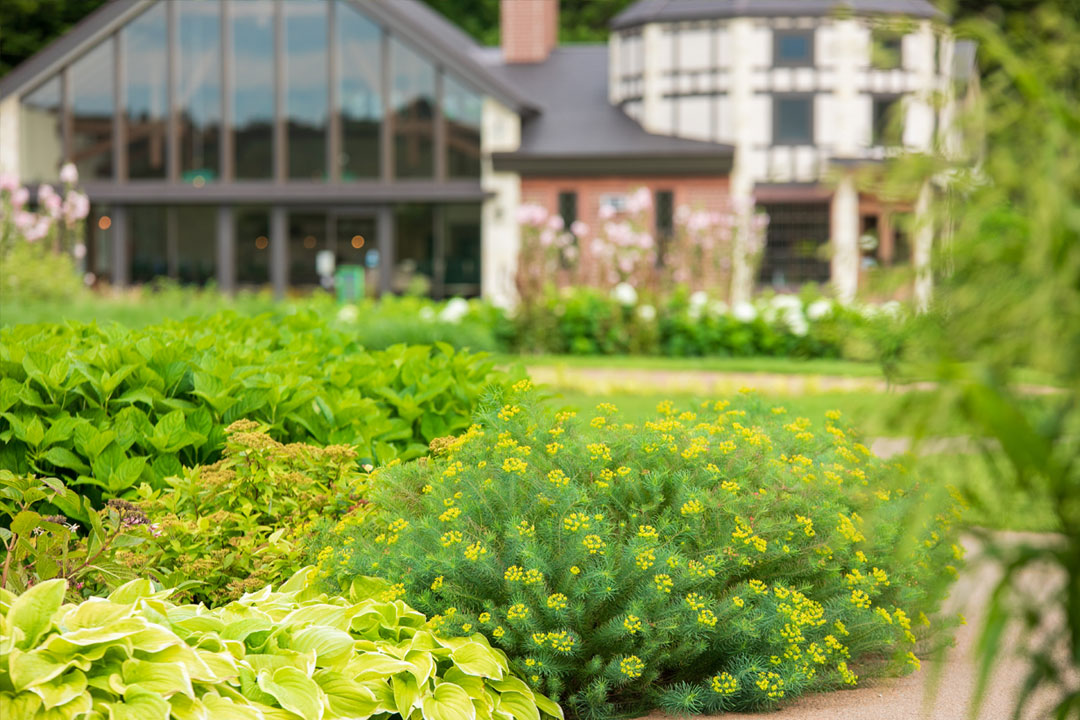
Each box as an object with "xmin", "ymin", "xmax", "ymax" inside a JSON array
[
  {"xmin": 0, "ymin": 568, "xmax": 562, "ymax": 720},
  {"xmin": 312, "ymin": 384, "xmax": 962, "ymax": 718},
  {"xmin": 0, "ymin": 311, "xmax": 505, "ymax": 510}
]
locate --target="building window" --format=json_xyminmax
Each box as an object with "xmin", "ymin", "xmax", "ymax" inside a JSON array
[
  {"xmin": 19, "ymin": 77, "xmax": 63, "ymax": 182},
  {"xmin": 231, "ymin": 0, "xmax": 276, "ymax": 180},
  {"xmin": 124, "ymin": 3, "xmax": 168, "ymax": 180},
  {"xmin": 284, "ymin": 0, "xmax": 328, "ymax": 180},
  {"xmin": 444, "ymin": 75, "xmax": 482, "ymax": 179},
  {"xmin": 337, "ymin": 1, "xmax": 382, "ymax": 180},
  {"xmin": 558, "ymin": 191, "xmax": 577, "ymax": 227},
  {"xmin": 773, "ymin": 30, "xmax": 813, "ymax": 67},
  {"xmin": 391, "ymin": 39, "xmax": 436, "ymax": 179},
  {"xmin": 443, "ymin": 204, "xmax": 482, "ymax": 297},
  {"xmin": 236, "ymin": 207, "xmax": 271, "ymax": 285},
  {"xmin": 872, "ymin": 95, "xmax": 903, "ymax": 146},
  {"xmin": 758, "ymin": 202, "xmax": 831, "ymax": 287},
  {"xmin": 288, "ymin": 212, "xmax": 324, "ymax": 285},
  {"xmin": 175, "ymin": 206, "xmax": 217, "ymax": 284},
  {"xmin": 70, "ymin": 38, "xmax": 114, "ymax": 180},
  {"xmin": 129, "ymin": 206, "xmax": 169, "ymax": 283},
  {"xmin": 871, "ymin": 29, "xmax": 903, "ymax": 70},
  {"xmin": 773, "ymin": 96, "xmax": 813, "ymax": 145},
  {"xmin": 395, "ymin": 204, "xmax": 435, "ymax": 293},
  {"xmin": 177, "ymin": 0, "xmax": 222, "ymax": 183}
]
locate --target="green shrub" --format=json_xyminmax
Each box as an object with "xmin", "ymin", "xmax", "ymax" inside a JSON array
[
  {"xmin": 0, "ymin": 471, "xmax": 150, "ymax": 598},
  {"xmin": 0, "ymin": 311, "xmax": 505, "ymax": 510},
  {"xmin": 120, "ymin": 420, "xmax": 367, "ymax": 606},
  {"xmin": 336, "ymin": 295, "xmax": 500, "ymax": 353},
  {"xmin": 0, "ymin": 567, "xmax": 563, "ymax": 720},
  {"xmin": 312, "ymin": 383, "xmax": 961, "ymax": 718}
]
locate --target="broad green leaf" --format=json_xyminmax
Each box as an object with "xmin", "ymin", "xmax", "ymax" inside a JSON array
[
  {"xmin": 257, "ymin": 666, "xmax": 324, "ymax": 720},
  {"xmin": 0, "ymin": 691, "xmax": 43, "ymax": 718},
  {"xmin": 9, "ymin": 578, "xmax": 65, "ymax": 649},
  {"xmin": 121, "ymin": 658, "xmax": 194, "ymax": 698},
  {"xmin": 450, "ymin": 643, "xmax": 504, "ymax": 679},
  {"xmin": 27, "ymin": 669, "xmax": 87, "ymax": 709},
  {"xmin": 200, "ymin": 691, "xmax": 264, "ymax": 720},
  {"xmin": 11, "ymin": 509, "xmax": 42, "ymax": 537},
  {"xmin": 421, "ymin": 682, "xmax": 475, "ymax": 720},
  {"xmin": 314, "ymin": 670, "xmax": 379, "ymax": 718},
  {"xmin": 496, "ymin": 691, "xmax": 541, "ymax": 720},
  {"xmin": 38, "ymin": 446, "xmax": 91, "ymax": 474},
  {"xmin": 109, "ymin": 688, "xmax": 172, "ymax": 720},
  {"xmin": 287, "ymin": 626, "xmax": 355, "ymax": 668},
  {"xmin": 393, "ymin": 672, "xmax": 421, "ymax": 717}
]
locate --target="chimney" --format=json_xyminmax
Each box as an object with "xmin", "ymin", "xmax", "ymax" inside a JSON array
[{"xmin": 501, "ymin": 0, "xmax": 559, "ymax": 64}]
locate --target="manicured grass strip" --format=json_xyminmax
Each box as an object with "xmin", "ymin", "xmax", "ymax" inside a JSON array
[{"xmin": 499, "ymin": 352, "xmax": 884, "ymax": 377}]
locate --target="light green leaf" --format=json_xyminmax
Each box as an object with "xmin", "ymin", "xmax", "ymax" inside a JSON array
[
  {"xmin": 9, "ymin": 578, "xmax": 65, "ymax": 649},
  {"xmin": 393, "ymin": 672, "xmax": 421, "ymax": 717},
  {"xmin": 287, "ymin": 626, "xmax": 355, "ymax": 668},
  {"xmin": 257, "ymin": 666, "xmax": 325, "ymax": 720},
  {"xmin": 421, "ymin": 682, "xmax": 475, "ymax": 720},
  {"xmin": 122, "ymin": 658, "xmax": 194, "ymax": 698},
  {"xmin": 27, "ymin": 669, "xmax": 87, "ymax": 709},
  {"xmin": 315, "ymin": 670, "xmax": 379, "ymax": 718},
  {"xmin": 109, "ymin": 688, "xmax": 172, "ymax": 720},
  {"xmin": 497, "ymin": 691, "xmax": 541, "ymax": 720},
  {"xmin": 0, "ymin": 691, "xmax": 43, "ymax": 718},
  {"xmin": 200, "ymin": 691, "xmax": 264, "ymax": 720},
  {"xmin": 449, "ymin": 643, "xmax": 504, "ymax": 679}
]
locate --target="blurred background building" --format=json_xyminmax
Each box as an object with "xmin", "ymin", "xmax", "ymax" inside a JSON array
[{"xmin": 0, "ymin": 0, "xmax": 975, "ymax": 302}]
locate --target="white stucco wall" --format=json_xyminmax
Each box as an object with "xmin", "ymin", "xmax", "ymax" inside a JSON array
[
  {"xmin": 480, "ymin": 97, "xmax": 522, "ymax": 307},
  {"xmin": 0, "ymin": 96, "xmax": 21, "ymax": 177}
]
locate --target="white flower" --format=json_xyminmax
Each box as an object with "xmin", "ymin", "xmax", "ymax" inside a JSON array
[
  {"xmin": 73, "ymin": 243, "xmax": 87, "ymax": 259},
  {"xmin": 709, "ymin": 300, "xmax": 729, "ymax": 316},
  {"xmin": 881, "ymin": 300, "xmax": 903, "ymax": 319},
  {"xmin": 439, "ymin": 297, "xmax": 470, "ymax": 324},
  {"xmin": 337, "ymin": 304, "xmax": 359, "ymax": 323},
  {"xmin": 419, "ymin": 307, "xmax": 436, "ymax": 321},
  {"xmin": 732, "ymin": 301, "xmax": 757, "ymax": 323},
  {"xmin": 806, "ymin": 299, "xmax": 833, "ymax": 321},
  {"xmin": 62, "ymin": 190, "xmax": 89, "ymax": 226},
  {"xmin": 60, "ymin": 162, "xmax": 79, "ymax": 185},
  {"xmin": 612, "ymin": 282, "xmax": 638, "ymax": 307},
  {"xmin": 783, "ymin": 307, "xmax": 809, "ymax": 336},
  {"xmin": 688, "ymin": 291, "xmax": 709, "ymax": 319},
  {"xmin": 637, "ymin": 304, "xmax": 656, "ymax": 321}
]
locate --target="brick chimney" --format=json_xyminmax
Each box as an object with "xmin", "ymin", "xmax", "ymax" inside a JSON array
[{"xmin": 501, "ymin": 0, "xmax": 559, "ymax": 64}]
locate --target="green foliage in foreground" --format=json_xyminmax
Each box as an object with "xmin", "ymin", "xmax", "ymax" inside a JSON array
[
  {"xmin": 124, "ymin": 421, "xmax": 367, "ymax": 607},
  {"xmin": 0, "ymin": 311, "xmax": 504, "ymax": 511},
  {"xmin": 0, "ymin": 567, "xmax": 562, "ymax": 720},
  {"xmin": 312, "ymin": 386, "xmax": 962, "ymax": 718}
]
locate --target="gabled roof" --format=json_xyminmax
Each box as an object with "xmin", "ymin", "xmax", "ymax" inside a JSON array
[
  {"xmin": 482, "ymin": 45, "xmax": 734, "ymax": 176},
  {"xmin": 611, "ymin": 0, "xmax": 944, "ymax": 30},
  {"xmin": 0, "ymin": 0, "xmax": 535, "ymax": 113}
]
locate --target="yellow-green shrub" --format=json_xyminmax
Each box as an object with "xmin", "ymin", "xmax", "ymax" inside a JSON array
[
  {"xmin": 311, "ymin": 384, "xmax": 962, "ymax": 718},
  {"xmin": 0, "ymin": 567, "xmax": 562, "ymax": 720}
]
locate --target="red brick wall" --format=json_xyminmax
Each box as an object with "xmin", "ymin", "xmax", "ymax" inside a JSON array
[
  {"xmin": 520, "ymin": 175, "xmax": 732, "ymax": 232},
  {"xmin": 501, "ymin": 0, "xmax": 558, "ymax": 64}
]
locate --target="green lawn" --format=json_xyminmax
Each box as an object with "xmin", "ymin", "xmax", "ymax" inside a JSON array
[{"xmin": 500, "ymin": 353, "xmax": 883, "ymax": 378}]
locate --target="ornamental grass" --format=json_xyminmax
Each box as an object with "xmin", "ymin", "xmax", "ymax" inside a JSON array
[{"xmin": 311, "ymin": 382, "xmax": 963, "ymax": 719}]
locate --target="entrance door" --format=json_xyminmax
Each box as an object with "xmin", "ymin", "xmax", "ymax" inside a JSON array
[{"xmin": 334, "ymin": 214, "xmax": 378, "ymax": 297}]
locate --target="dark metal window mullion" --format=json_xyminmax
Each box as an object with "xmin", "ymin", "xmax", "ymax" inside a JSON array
[
  {"xmin": 434, "ymin": 68, "xmax": 446, "ymax": 182},
  {"xmin": 220, "ymin": 0, "xmax": 234, "ymax": 182},
  {"xmin": 273, "ymin": 0, "xmax": 286, "ymax": 182},
  {"xmin": 114, "ymin": 29, "xmax": 126, "ymax": 182},
  {"xmin": 380, "ymin": 30, "xmax": 393, "ymax": 183},
  {"xmin": 432, "ymin": 204, "xmax": 446, "ymax": 299},
  {"xmin": 166, "ymin": 0, "xmax": 178, "ymax": 182},
  {"xmin": 326, "ymin": 0, "xmax": 340, "ymax": 183},
  {"xmin": 61, "ymin": 67, "xmax": 72, "ymax": 167}
]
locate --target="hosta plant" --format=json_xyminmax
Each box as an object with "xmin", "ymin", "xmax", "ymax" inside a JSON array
[
  {"xmin": 119, "ymin": 420, "xmax": 367, "ymax": 606},
  {"xmin": 0, "ymin": 566, "xmax": 562, "ymax": 720},
  {"xmin": 312, "ymin": 383, "xmax": 962, "ymax": 718},
  {"xmin": 0, "ymin": 311, "xmax": 505, "ymax": 510}
]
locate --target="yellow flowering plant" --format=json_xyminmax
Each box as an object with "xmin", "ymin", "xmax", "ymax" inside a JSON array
[{"xmin": 311, "ymin": 388, "xmax": 961, "ymax": 718}]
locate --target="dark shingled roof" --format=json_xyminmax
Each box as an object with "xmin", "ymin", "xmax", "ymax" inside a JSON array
[
  {"xmin": 611, "ymin": 0, "xmax": 943, "ymax": 29},
  {"xmin": 481, "ymin": 45, "xmax": 734, "ymax": 174}
]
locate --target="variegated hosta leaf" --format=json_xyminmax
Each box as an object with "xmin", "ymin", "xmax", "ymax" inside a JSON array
[{"xmin": 0, "ymin": 569, "xmax": 563, "ymax": 720}]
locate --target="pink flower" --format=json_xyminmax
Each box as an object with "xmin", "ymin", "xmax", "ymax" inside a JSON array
[
  {"xmin": 570, "ymin": 220, "xmax": 589, "ymax": 237},
  {"xmin": 60, "ymin": 163, "xmax": 79, "ymax": 185},
  {"xmin": 63, "ymin": 190, "xmax": 90, "ymax": 226},
  {"xmin": 598, "ymin": 204, "xmax": 616, "ymax": 221},
  {"xmin": 626, "ymin": 187, "xmax": 653, "ymax": 215},
  {"xmin": 0, "ymin": 172, "xmax": 19, "ymax": 193},
  {"xmin": 14, "ymin": 210, "xmax": 37, "ymax": 232},
  {"xmin": 38, "ymin": 184, "xmax": 62, "ymax": 218},
  {"xmin": 547, "ymin": 215, "xmax": 565, "ymax": 232},
  {"xmin": 24, "ymin": 216, "xmax": 53, "ymax": 242},
  {"xmin": 12, "ymin": 187, "xmax": 29, "ymax": 210},
  {"xmin": 516, "ymin": 203, "xmax": 548, "ymax": 227},
  {"xmin": 540, "ymin": 228, "xmax": 555, "ymax": 247}
]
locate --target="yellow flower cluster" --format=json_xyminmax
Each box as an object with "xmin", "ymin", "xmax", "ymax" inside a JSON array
[
  {"xmin": 619, "ymin": 655, "xmax": 645, "ymax": 678},
  {"xmin": 440, "ymin": 530, "xmax": 462, "ymax": 546},
  {"xmin": 653, "ymin": 574, "xmax": 673, "ymax": 593},
  {"xmin": 623, "ymin": 615, "xmax": 643, "ymax": 634},
  {"xmin": 582, "ymin": 534, "xmax": 606, "ymax": 555},
  {"xmin": 680, "ymin": 499, "xmax": 705, "ymax": 515},
  {"xmin": 587, "ymin": 442, "xmax": 612, "ymax": 462},
  {"xmin": 464, "ymin": 541, "xmax": 487, "ymax": 561},
  {"xmin": 498, "ymin": 404, "xmax": 522, "ymax": 421},
  {"xmin": 563, "ymin": 512, "xmax": 591, "ymax": 532},
  {"xmin": 431, "ymin": 575, "xmax": 444, "ymax": 590},
  {"xmin": 507, "ymin": 603, "xmax": 530, "ymax": 621},
  {"xmin": 547, "ymin": 468, "xmax": 569, "ymax": 486},
  {"xmin": 502, "ymin": 456, "xmax": 528, "ymax": 475},
  {"xmin": 755, "ymin": 671, "xmax": 785, "ymax": 699},
  {"xmin": 546, "ymin": 593, "xmax": 568, "ymax": 610},
  {"xmin": 711, "ymin": 672, "xmax": 738, "ymax": 695}
]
